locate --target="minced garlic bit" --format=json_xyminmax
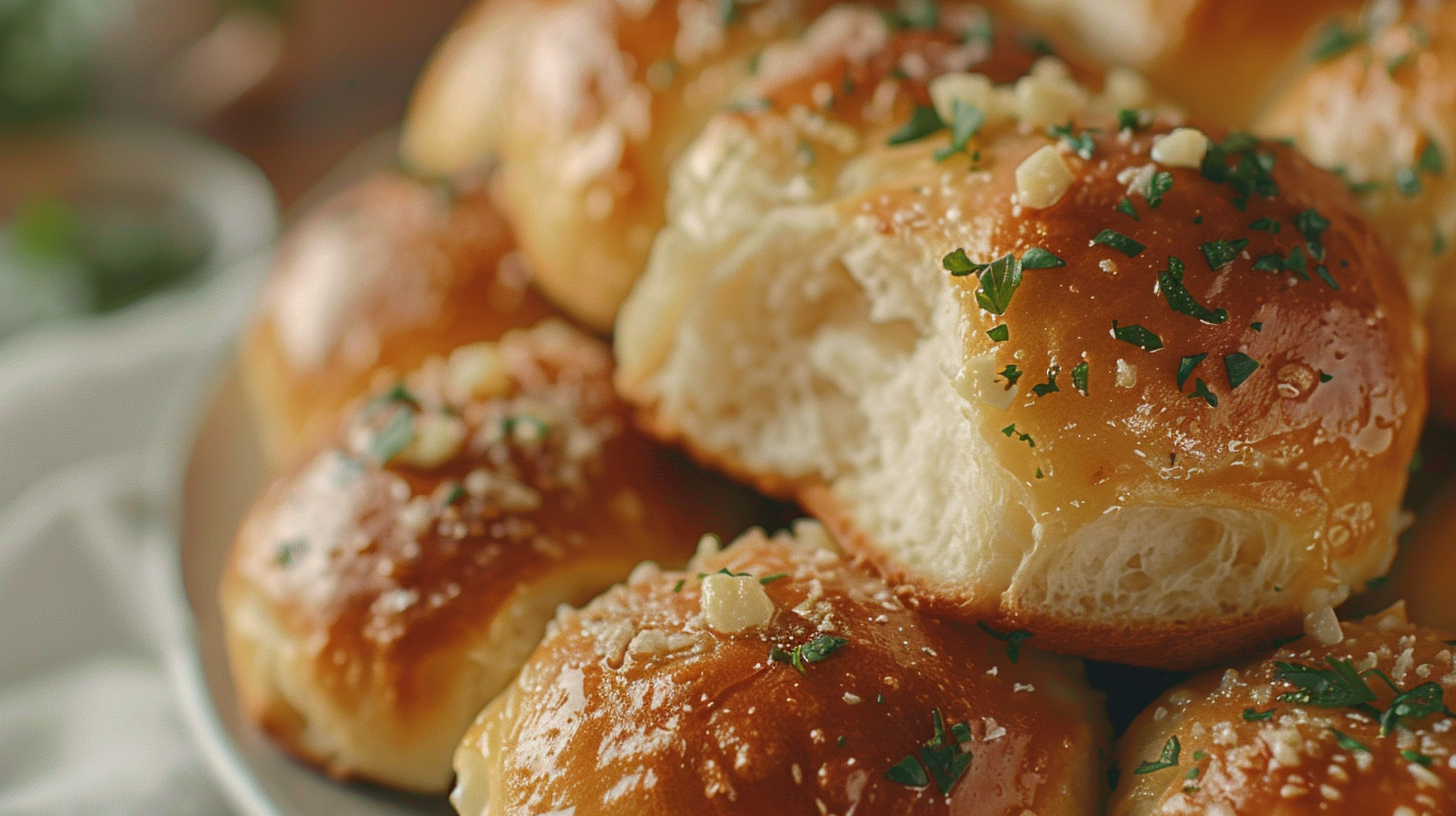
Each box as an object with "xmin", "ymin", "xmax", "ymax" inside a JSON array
[
  {"xmin": 1016, "ymin": 145, "xmax": 1074, "ymax": 209},
  {"xmin": 394, "ymin": 411, "xmax": 467, "ymax": 468},
  {"xmin": 1014, "ymin": 58, "xmax": 1087, "ymax": 131},
  {"xmin": 1151, "ymin": 128, "xmax": 1211, "ymax": 169},
  {"xmin": 701, "ymin": 574, "xmax": 775, "ymax": 633},
  {"xmin": 1305, "ymin": 604, "xmax": 1344, "ymax": 646},
  {"xmin": 1115, "ymin": 359, "xmax": 1137, "ymax": 388},
  {"xmin": 445, "ymin": 342, "xmax": 512, "ymax": 401},
  {"xmin": 928, "ymin": 72, "xmax": 1011, "ymax": 130}
]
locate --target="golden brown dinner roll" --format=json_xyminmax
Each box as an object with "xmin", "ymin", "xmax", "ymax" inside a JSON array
[
  {"xmin": 1110, "ymin": 604, "xmax": 1456, "ymax": 815},
  {"xmin": 240, "ymin": 170, "xmax": 554, "ymax": 469},
  {"xmin": 402, "ymin": 0, "xmax": 1072, "ymax": 329},
  {"xmin": 1257, "ymin": 0, "xmax": 1456, "ymax": 421},
  {"xmin": 452, "ymin": 521, "xmax": 1111, "ymax": 815},
  {"xmin": 222, "ymin": 319, "xmax": 761, "ymax": 793},
  {"xmin": 1385, "ymin": 482, "xmax": 1456, "ymax": 635},
  {"xmin": 1001, "ymin": 0, "xmax": 1362, "ymax": 127},
  {"xmin": 616, "ymin": 13, "xmax": 1426, "ymax": 668}
]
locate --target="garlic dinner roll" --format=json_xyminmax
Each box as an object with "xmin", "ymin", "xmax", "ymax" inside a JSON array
[
  {"xmin": 1001, "ymin": 0, "xmax": 1362, "ymax": 126},
  {"xmin": 1110, "ymin": 605, "xmax": 1456, "ymax": 816},
  {"xmin": 452, "ymin": 521, "xmax": 1110, "ymax": 816},
  {"xmin": 241, "ymin": 171, "xmax": 554, "ymax": 469},
  {"xmin": 1256, "ymin": 0, "xmax": 1456, "ymax": 421},
  {"xmin": 401, "ymin": 0, "xmax": 1065, "ymax": 330},
  {"xmin": 1385, "ymin": 483, "xmax": 1456, "ymax": 635},
  {"xmin": 616, "ymin": 12, "xmax": 1426, "ymax": 668},
  {"xmin": 222, "ymin": 320, "xmax": 756, "ymax": 793}
]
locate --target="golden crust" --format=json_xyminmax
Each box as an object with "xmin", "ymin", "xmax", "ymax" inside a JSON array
[
  {"xmin": 222, "ymin": 321, "xmax": 764, "ymax": 792},
  {"xmin": 402, "ymin": 0, "xmax": 897, "ymax": 330},
  {"xmin": 240, "ymin": 172, "xmax": 554, "ymax": 470},
  {"xmin": 453, "ymin": 524, "xmax": 1110, "ymax": 816},
  {"xmin": 1111, "ymin": 606, "xmax": 1456, "ymax": 815},
  {"xmin": 1256, "ymin": 1, "xmax": 1456, "ymax": 422}
]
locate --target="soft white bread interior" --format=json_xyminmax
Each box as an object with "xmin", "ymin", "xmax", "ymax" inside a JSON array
[
  {"xmin": 1110, "ymin": 604, "xmax": 1456, "ymax": 815},
  {"xmin": 1256, "ymin": 0, "xmax": 1456, "ymax": 422},
  {"xmin": 402, "ymin": 0, "xmax": 922, "ymax": 331},
  {"xmin": 453, "ymin": 521, "xmax": 1110, "ymax": 816},
  {"xmin": 616, "ymin": 8, "xmax": 1426, "ymax": 668},
  {"xmin": 240, "ymin": 171, "xmax": 554, "ymax": 469},
  {"xmin": 222, "ymin": 320, "xmax": 764, "ymax": 793},
  {"xmin": 1000, "ymin": 0, "xmax": 1363, "ymax": 126}
]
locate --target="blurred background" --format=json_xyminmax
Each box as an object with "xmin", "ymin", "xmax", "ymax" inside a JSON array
[{"xmin": 0, "ymin": 0, "xmax": 472, "ymax": 339}]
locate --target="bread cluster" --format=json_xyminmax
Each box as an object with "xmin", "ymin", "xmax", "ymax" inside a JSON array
[{"xmin": 216, "ymin": 0, "xmax": 1456, "ymax": 813}]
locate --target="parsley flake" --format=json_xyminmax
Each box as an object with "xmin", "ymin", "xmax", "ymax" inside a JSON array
[
  {"xmin": 1223, "ymin": 352, "xmax": 1259, "ymax": 389},
  {"xmin": 885, "ymin": 709, "xmax": 974, "ymax": 794},
  {"xmin": 888, "ymin": 105, "xmax": 945, "ymax": 146},
  {"xmin": 771, "ymin": 634, "xmax": 850, "ymax": 674},
  {"xmin": 975, "ymin": 254, "xmax": 1022, "ymax": 314},
  {"xmin": 1001, "ymin": 424, "xmax": 1035, "ymax": 447},
  {"xmin": 1249, "ymin": 217, "xmax": 1281, "ymax": 233},
  {"xmin": 987, "ymin": 324, "xmax": 1009, "ymax": 342},
  {"xmin": 1071, "ymin": 361, "xmax": 1089, "ymax": 395},
  {"xmin": 1117, "ymin": 108, "xmax": 1147, "ymax": 132},
  {"xmin": 1111, "ymin": 320, "xmax": 1163, "ymax": 351},
  {"xmin": 1380, "ymin": 681, "xmax": 1446, "ymax": 736},
  {"xmin": 1094, "ymin": 229, "xmax": 1146, "ymax": 257},
  {"xmin": 1273, "ymin": 656, "xmax": 1378, "ymax": 712},
  {"xmin": 1020, "ymin": 247, "xmax": 1066, "ymax": 269},
  {"xmin": 1294, "ymin": 208, "xmax": 1332, "ymax": 260},
  {"xmin": 999, "ymin": 364, "xmax": 1023, "ymax": 386},
  {"xmin": 1048, "ymin": 122, "xmax": 1095, "ymax": 160},
  {"xmin": 1032, "ymin": 368, "xmax": 1060, "ymax": 397},
  {"xmin": 1146, "ymin": 171, "xmax": 1174, "ymax": 208},
  {"xmin": 1331, "ymin": 728, "xmax": 1369, "ymax": 753},
  {"xmin": 1177, "ymin": 353, "xmax": 1207, "ymax": 389},
  {"xmin": 1188, "ymin": 378, "xmax": 1218, "ymax": 406},
  {"xmin": 1200, "ymin": 238, "xmax": 1249, "ymax": 271},
  {"xmin": 1310, "ymin": 21, "xmax": 1365, "ymax": 61},
  {"xmin": 758, "ymin": 573, "xmax": 788, "ymax": 585},
  {"xmin": 371, "ymin": 409, "xmax": 416, "ymax": 462},
  {"xmin": 977, "ymin": 622, "xmax": 1034, "ymax": 663},
  {"xmin": 1160, "ymin": 255, "xmax": 1229, "ymax": 324},
  {"xmin": 1116, "ymin": 197, "xmax": 1140, "ymax": 220},
  {"xmin": 1419, "ymin": 139, "xmax": 1446, "ymax": 176},
  {"xmin": 1134, "ymin": 736, "xmax": 1180, "ymax": 775},
  {"xmin": 1396, "ymin": 167, "xmax": 1422, "ymax": 196},
  {"xmin": 936, "ymin": 99, "xmax": 986, "ymax": 161},
  {"xmin": 943, "ymin": 248, "xmax": 981, "ymax": 276},
  {"xmin": 1242, "ymin": 707, "xmax": 1276, "ymax": 721},
  {"xmin": 1404, "ymin": 750, "xmax": 1435, "ymax": 767}
]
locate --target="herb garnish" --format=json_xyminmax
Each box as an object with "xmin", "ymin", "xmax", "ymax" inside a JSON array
[
  {"xmin": 1309, "ymin": 20, "xmax": 1365, "ymax": 61},
  {"xmin": 1242, "ymin": 707, "xmax": 1276, "ymax": 721},
  {"xmin": 1419, "ymin": 139, "xmax": 1445, "ymax": 176},
  {"xmin": 936, "ymin": 100, "xmax": 986, "ymax": 161},
  {"xmin": 977, "ymin": 622, "xmax": 1034, "ymax": 663},
  {"xmin": 888, "ymin": 105, "xmax": 945, "ymax": 146},
  {"xmin": 999, "ymin": 364, "xmax": 1023, "ymax": 386},
  {"xmin": 1200, "ymin": 238, "xmax": 1249, "ymax": 271},
  {"xmin": 371, "ymin": 408, "xmax": 416, "ymax": 462},
  {"xmin": 975, "ymin": 254, "xmax": 1021, "ymax": 314},
  {"xmin": 1378, "ymin": 681, "xmax": 1447, "ymax": 736},
  {"xmin": 1134, "ymin": 735, "xmax": 1181, "ymax": 774},
  {"xmin": 1032, "ymin": 368, "xmax": 1060, "ymax": 397},
  {"xmin": 759, "ymin": 573, "xmax": 788, "ymax": 585},
  {"xmin": 1249, "ymin": 217, "xmax": 1281, "ymax": 234},
  {"xmin": 1093, "ymin": 229, "xmax": 1146, "ymax": 257},
  {"xmin": 1331, "ymin": 728, "xmax": 1369, "ymax": 753},
  {"xmin": 1111, "ymin": 320, "xmax": 1163, "ymax": 351},
  {"xmin": 1160, "ymin": 256, "xmax": 1229, "ymax": 324},
  {"xmin": 1146, "ymin": 171, "xmax": 1174, "ymax": 208},
  {"xmin": 1273, "ymin": 656, "xmax": 1379, "ymax": 714},
  {"xmin": 1020, "ymin": 247, "xmax": 1066, "ymax": 269},
  {"xmin": 1294, "ymin": 208, "xmax": 1331, "ymax": 261},
  {"xmin": 1048, "ymin": 122, "xmax": 1095, "ymax": 160},
  {"xmin": 942, "ymin": 248, "xmax": 979, "ymax": 276},
  {"xmin": 1403, "ymin": 749, "xmax": 1435, "ymax": 766},
  {"xmin": 987, "ymin": 324, "xmax": 1009, "ymax": 342},
  {"xmin": 1201, "ymin": 134, "xmax": 1279, "ymax": 209},
  {"xmin": 1116, "ymin": 197, "xmax": 1140, "ymax": 220},
  {"xmin": 1223, "ymin": 352, "xmax": 1259, "ymax": 389},
  {"xmin": 1188, "ymin": 379, "xmax": 1218, "ymax": 407},
  {"xmin": 1071, "ymin": 361, "xmax": 1089, "ymax": 395},
  {"xmin": 1001, "ymin": 424, "xmax": 1035, "ymax": 447},
  {"xmin": 1177, "ymin": 353, "xmax": 1208, "ymax": 389},
  {"xmin": 770, "ymin": 634, "xmax": 849, "ymax": 674},
  {"xmin": 885, "ymin": 709, "xmax": 974, "ymax": 794},
  {"xmin": 1117, "ymin": 108, "xmax": 1147, "ymax": 132}
]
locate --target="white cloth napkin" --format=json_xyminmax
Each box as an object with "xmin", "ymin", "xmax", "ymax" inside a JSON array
[{"xmin": 0, "ymin": 262, "xmax": 264, "ymax": 815}]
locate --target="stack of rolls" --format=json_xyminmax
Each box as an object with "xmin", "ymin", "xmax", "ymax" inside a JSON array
[{"xmin": 215, "ymin": 0, "xmax": 1456, "ymax": 812}]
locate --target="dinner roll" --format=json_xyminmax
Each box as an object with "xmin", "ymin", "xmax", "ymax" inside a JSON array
[
  {"xmin": 1001, "ymin": 0, "xmax": 1362, "ymax": 126},
  {"xmin": 222, "ymin": 320, "xmax": 760, "ymax": 793},
  {"xmin": 1256, "ymin": 0, "xmax": 1456, "ymax": 421},
  {"xmin": 240, "ymin": 171, "xmax": 554, "ymax": 469},
  {"xmin": 402, "ymin": 0, "xmax": 1064, "ymax": 329},
  {"xmin": 616, "ymin": 13, "xmax": 1426, "ymax": 668},
  {"xmin": 1110, "ymin": 604, "xmax": 1456, "ymax": 815},
  {"xmin": 452, "ymin": 521, "xmax": 1111, "ymax": 816},
  {"xmin": 1385, "ymin": 482, "xmax": 1456, "ymax": 635}
]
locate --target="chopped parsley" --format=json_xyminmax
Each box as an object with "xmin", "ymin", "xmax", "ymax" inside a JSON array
[
  {"xmin": 1253, "ymin": 253, "xmax": 1284, "ymax": 272},
  {"xmin": 1160, "ymin": 256, "xmax": 1229, "ymax": 324},
  {"xmin": 1403, "ymin": 749, "xmax": 1435, "ymax": 767},
  {"xmin": 1071, "ymin": 361, "xmax": 1089, "ymax": 395},
  {"xmin": 1111, "ymin": 320, "xmax": 1162, "ymax": 351},
  {"xmin": 1116, "ymin": 197, "xmax": 1140, "ymax": 220},
  {"xmin": 1294, "ymin": 208, "xmax": 1331, "ymax": 260},
  {"xmin": 1319, "ymin": 371, "xmax": 1334, "ymax": 382},
  {"xmin": 1177, "ymin": 353, "xmax": 1208, "ymax": 390},
  {"xmin": 942, "ymin": 248, "xmax": 980, "ymax": 276},
  {"xmin": 1331, "ymin": 728, "xmax": 1369, "ymax": 753},
  {"xmin": 885, "ymin": 709, "xmax": 974, "ymax": 794},
  {"xmin": 371, "ymin": 408, "xmax": 416, "ymax": 462},
  {"xmin": 1188, "ymin": 378, "xmax": 1218, "ymax": 407},
  {"xmin": 1242, "ymin": 707, "xmax": 1276, "ymax": 721},
  {"xmin": 1031, "ymin": 368, "xmax": 1060, "ymax": 397},
  {"xmin": 887, "ymin": 105, "xmax": 945, "ymax": 146},
  {"xmin": 1395, "ymin": 167, "xmax": 1422, "ymax": 196},
  {"xmin": 770, "ymin": 634, "xmax": 850, "ymax": 674},
  {"xmin": 975, "ymin": 254, "xmax": 1022, "ymax": 315},
  {"xmin": 1251, "ymin": 322, "xmax": 1263, "ymax": 331},
  {"xmin": 1020, "ymin": 247, "xmax": 1066, "ymax": 269},
  {"xmin": 758, "ymin": 573, "xmax": 788, "ymax": 585},
  {"xmin": 1118, "ymin": 108, "xmax": 1148, "ymax": 132},
  {"xmin": 1419, "ymin": 139, "xmax": 1445, "ymax": 176},
  {"xmin": 999, "ymin": 364, "xmax": 1024, "ymax": 386},
  {"xmin": 1134, "ymin": 735, "xmax": 1181, "ymax": 774},
  {"xmin": 1316, "ymin": 264, "xmax": 1340, "ymax": 290},
  {"xmin": 1048, "ymin": 122, "xmax": 1096, "ymax": 160},
  {"xmin": 1201, "ymin": 134, "xmax": 1279, "ymax": 209},
  {"xmin": 987, "ymin": 324, "xmax": 1009, "ymax": 342},
  {"xmin": 1094, "ymin": 229, "xmax": 1146, "ymax": 257},
  {"xmin": 1310, "ymin": 20, "xmax": 1365, "ymax": 61},
  {"xmin": 1379, "ymin": 681, "xmax": 1447, "ymax": 736},
  {"xmin": 1200, "ymin": 238, "xmax": 1249, "ymax": 271},
  {"xmin": 1249, "ymin": 217, "xmax": 1281, "ymax": 234},
  {"xmin": 895, "ymin": 0, "xmax": 938, "ymax": 30},
  {"xmin": 275, "ymin": 538, "xmax": 305, "ymax": 567},
  {"xmin": 442, "ymin": 482, "xmax": 466, "ymax": 505},
  {"xmin": 1146, "ymin": 171, "xmax": 1174, "ymax": 208},
  {"xmin": 1223, "ymin": 352, "xmax": 1259, "ymax": 389},
  {"xmin": 1001, "ymin": 423, "xmax": 1035, "ymax": 447},
  {"xmin": 977, "ymin": 622, "xmax": 1034, "ymax": 663},
  {"xmin": 1273, "ymin": 656, "xmax": 1379, "ymax": 714},
  {"xmin": 936, "ymin": 100, "xmax": 986, "ymax": 161}
]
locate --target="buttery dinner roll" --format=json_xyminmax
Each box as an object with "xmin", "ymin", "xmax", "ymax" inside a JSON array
[
  {"xmin": 1110, "ymin": 604, "xmax": 1456, "ymax": 815},
  {"xmin": 452, "ymin": 521, "xmax": 1110, "ymax": 815},
  {"xmin": 1256, "ymin": 0, "xmax": 1456, "ymax": 421},
  {"xmin": 616, "ymin": 11, "xmax": 1426, "ymax": 668},
  {"xmin": 1001, "ymin": 0, "xmax": 1362, "ymax": 126},
  {"xmin": 402, "ymin": 0, "xmax": 1068, "ymax": 329},
  {"xmin": 1385, "ymin": 482, "xmax": 1456, "ymax": 635},
  {"xmin": 240, "ymin": 171, "xmax": 554, "ymax": 470},
  {"xmin": 222, "ymin": 319, "xmax": 759, "ymax": 793}
]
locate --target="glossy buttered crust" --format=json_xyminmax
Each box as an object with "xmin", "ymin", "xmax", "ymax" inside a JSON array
[
  {"xmin": 452, "ymin": 523, "xmax": 1110, "ymax": 816},
  {"xmin": 1002, "ymin": 0, "xmax": 1363, "ymax": 126},
  {"xmin": 1111, "ymin": 606, "xmax": 1456, "ymax": 816},
  {"xmin": 616, "ymin": 17, "xmax": 1426, "ymax": 667},
  {"xmin": 222, "ymin": 321, "xmax": 759, "ymax": 793},
  {"xmin": 1256, "ymin": 0, "xmax": 1456, "ymax": 422},
  {"xmin": 240, "ymin": 172, "xmax": 554, "ymax": 469},
  {"xmin": 402, "ymin": 0, "xmax": 887, "ymax": 330}
]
